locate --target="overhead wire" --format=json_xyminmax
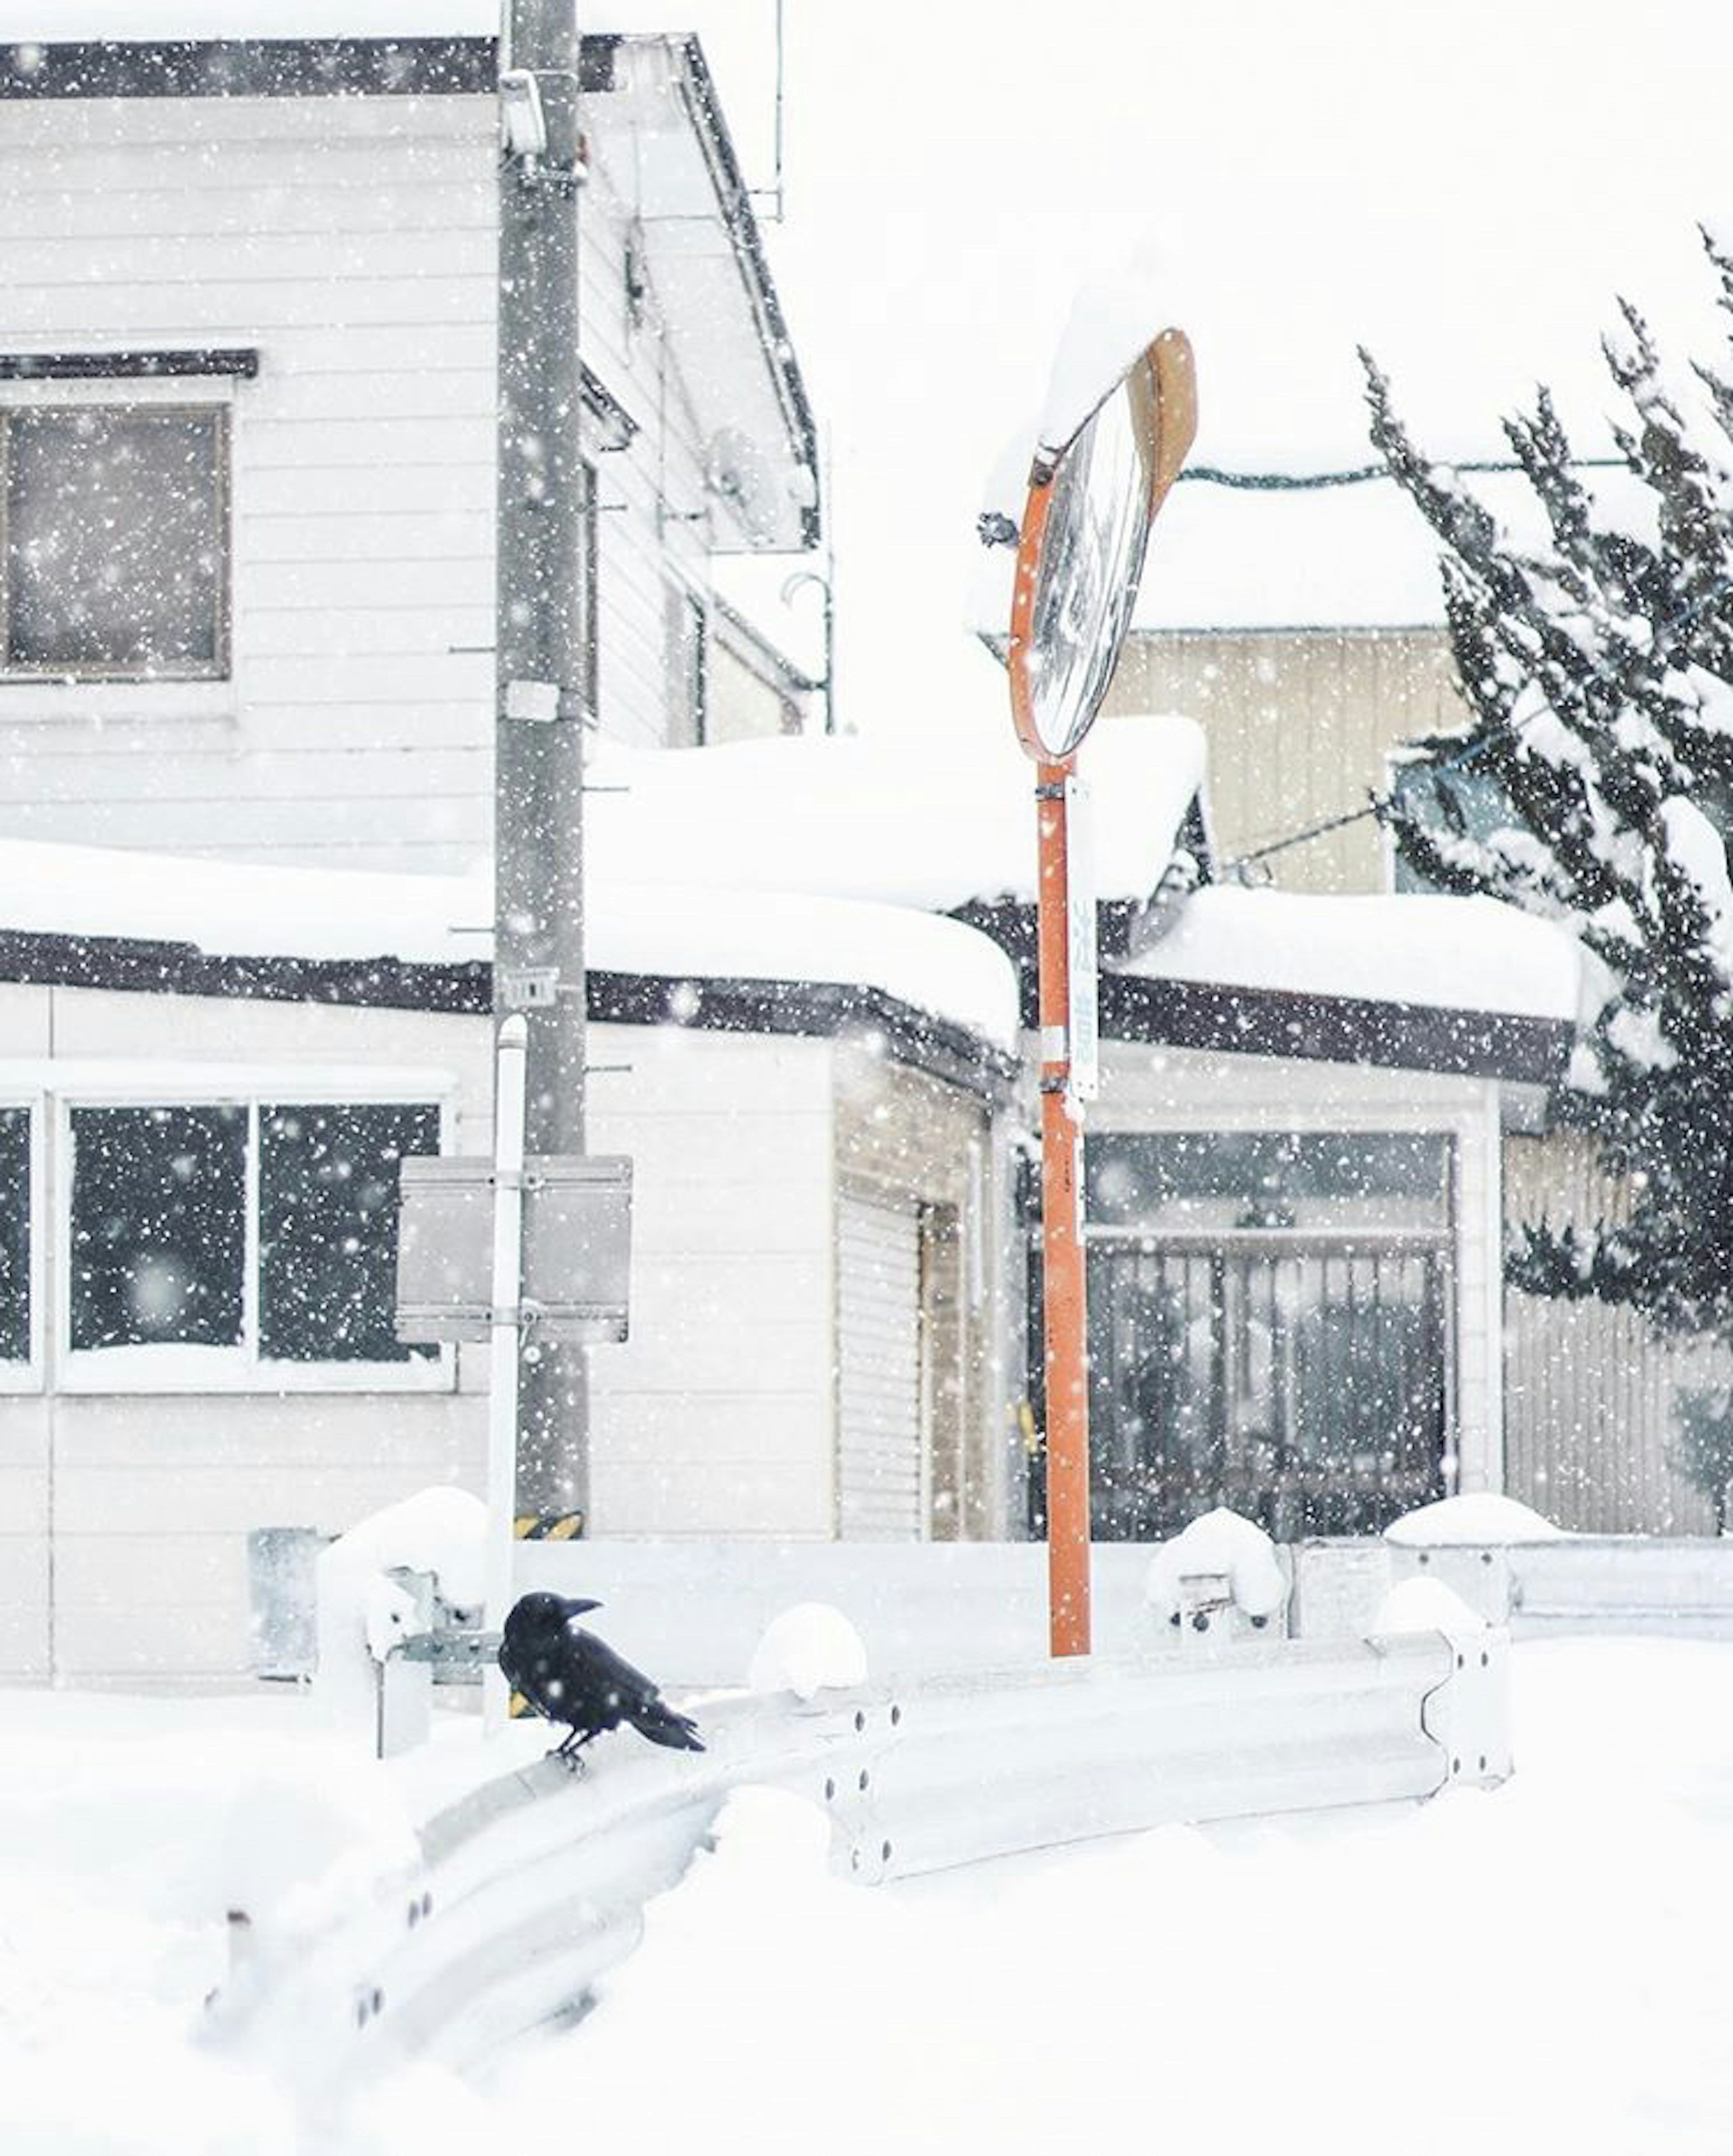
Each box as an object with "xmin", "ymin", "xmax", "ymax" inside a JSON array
[{"xmin": 1179, "ymin": 458, "xmax": 1733, "ymax": 878}]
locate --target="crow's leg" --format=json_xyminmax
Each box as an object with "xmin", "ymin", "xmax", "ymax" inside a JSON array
[{"xmin": 547, "ymin": 1726, "xmax": 594, "ymax": 1773}]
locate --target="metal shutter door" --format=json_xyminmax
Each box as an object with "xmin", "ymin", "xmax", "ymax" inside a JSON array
[{"xmin": 837, "ymin": 1192, "xmax": 924, "ymax": 1540}]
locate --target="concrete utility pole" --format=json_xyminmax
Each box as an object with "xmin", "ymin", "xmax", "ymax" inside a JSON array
[{"xmin": 496, "ymin": 0, "xmax": 590, "ymax": 1524}]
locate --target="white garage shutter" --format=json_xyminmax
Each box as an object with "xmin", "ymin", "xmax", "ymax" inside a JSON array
[{"xmin": 837, "ymin": 1192, "xmax": 924, "ymax": 1540}]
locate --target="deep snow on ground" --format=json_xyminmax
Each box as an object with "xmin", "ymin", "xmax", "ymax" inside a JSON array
[{"xmin": 2, "ymin": 1641, "xmax": 1730, "ymax": 2154}]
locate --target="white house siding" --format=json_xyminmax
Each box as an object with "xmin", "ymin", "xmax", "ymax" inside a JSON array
[
  {"xmin": 0, "ymin": 982, "xmax": 492, "ymax": 1684},
  {"xmin": 584, "ymin": 1024, "xmax": 837, "ymax": 1540},
  {"xmin": 0, "ymin": 985, "xmax": 50, "ymax": 1681},
  {"xmin": 1089, "ymin": 1043, "xmax": 1506, "ymax": 1500},
  {"xmin": 1503, "ymin": 1127, "xmax": 1723, "ymax": 1533},
  {"xmin": 0, "ymin": 86, "xmax": 723, "ymax": 870}
]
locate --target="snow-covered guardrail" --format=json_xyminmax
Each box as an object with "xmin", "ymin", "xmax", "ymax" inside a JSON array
[
  {"xmin": 1508, "ymin": 1537, "xmax": 1733, "ymax": 1635},
  {"xmin": 208, "ymin": 1628, "xmax": 1507, "ymax": 2116}
]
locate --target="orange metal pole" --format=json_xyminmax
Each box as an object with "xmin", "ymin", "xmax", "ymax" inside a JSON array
[{"xmin": 1036, "ymin": 758, "xmax": 1091, "ymax": 1656}]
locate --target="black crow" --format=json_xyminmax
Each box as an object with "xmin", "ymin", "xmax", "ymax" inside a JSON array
[{"xmin": 499, "ymin": 1590, "xmax": 705, "ymax": 1766}]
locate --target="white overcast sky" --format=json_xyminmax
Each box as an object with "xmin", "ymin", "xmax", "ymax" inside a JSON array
[
  {"xmin": 18, "ymin": 1, "xmax": 1733, "ymax": 743},
  {"xmin": 693, "ymin": 0, "xmax": 1733, "ymax": 740}
]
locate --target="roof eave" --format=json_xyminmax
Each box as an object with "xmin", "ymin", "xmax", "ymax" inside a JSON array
[
  {"xmin": 1097, "ymin": 971, "xmax": 1575, "ymax": 1086},
  {"xmin": 0, "ymin": 930, "xmax": 1014, "ymax": 1102}
]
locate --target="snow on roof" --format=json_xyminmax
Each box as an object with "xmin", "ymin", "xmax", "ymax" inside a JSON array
[
  {"xmin": 1121, "ymin": 887, "xmax": 1585, "ymax": 1026},
  {"xmin": 586, "ymin": 718, "xmax": 1205, "ymax": 913},
  {"xmin": 972, "ymin": 457, "xmax": 1661, "ymax": 639},
  {"xmin": 0, "ymin": 837, "xmax": 1021, "ymax": 1050},
  {"xmin": 1134, "ymin": 462, "xmax": 1661, "ymax": 635},
  {"xmin": 0, "ymin": 839, "xmax": 484, "ymax": 964},
  {"xmin": 594, "ymin": 880, "xmax": 1019, "ymax": 1048},
  {"xmin": 0, "ymin": 720, "xmax": 1210, "ymax": 1052},
  {"xmin": 0, "ymin": 5, "xmax": 746, "ymax": 47},
  {"xmin": 0, "ymin": 3, "xmax": 496, "ymax": 35}
]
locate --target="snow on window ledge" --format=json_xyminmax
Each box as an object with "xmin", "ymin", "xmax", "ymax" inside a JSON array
[{"xmin": 55, "ymin": 1341, "xmax": 455, "ymax": 1398}]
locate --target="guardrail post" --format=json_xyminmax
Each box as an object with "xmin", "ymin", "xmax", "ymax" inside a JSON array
[
  {"xmin": 1418, "ymin": 1627, "xmax": 1513, "ymax": 1787},
  {"xmin": 378, "ymin": 1654, "xmax": 435, "ymax": 1760}
]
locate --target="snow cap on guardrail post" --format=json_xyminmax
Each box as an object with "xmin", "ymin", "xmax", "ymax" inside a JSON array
[
  {"xmin": 748, "ymin": 1604, "xmax": 870, "ymax": 1705},
  {"xmin": 1145, "ymin": 1508, "xmax": 1290, "ymax": 1644},
  {"xmin": 1384, "ymin": 1493, "xmax": 1566, "ymax": 1630},
  {"xmin": 313, "ymin": 1488, "xmax": 489, "ymax": 1753},
  {"xmin": 1375, "ymin": 1576, "xmax": 1512, "ymax": 1788}
]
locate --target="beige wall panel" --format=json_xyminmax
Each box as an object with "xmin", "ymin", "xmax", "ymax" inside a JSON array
[{"xmin": 1104, "ymin": 628, "xmax": 1469, "ymax": 894}]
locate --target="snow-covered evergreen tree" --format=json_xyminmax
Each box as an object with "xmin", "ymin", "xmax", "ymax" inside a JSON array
[{"xmin": 1363, "ymin": 231, "xmax": 1733, "ymax": 1337}]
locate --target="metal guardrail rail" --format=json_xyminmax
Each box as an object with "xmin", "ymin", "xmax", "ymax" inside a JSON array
[
  {"xmin": 209, "ymin": 1627, "xmax": 1508, "ymax": 2117},
  {"xmin": 1508, "ymin": 1537, "xmax": 1733, "ymax": 1635}
]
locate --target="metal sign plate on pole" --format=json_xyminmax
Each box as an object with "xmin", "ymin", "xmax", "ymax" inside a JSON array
[{"xmin": 395, "ymin": 1154, "xmax": 633, "ymax": 1345}]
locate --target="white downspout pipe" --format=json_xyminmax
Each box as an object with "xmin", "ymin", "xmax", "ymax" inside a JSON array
[{"xmin": 484, "ymin": 1013, "xmax": 529, "ymax": 1732}]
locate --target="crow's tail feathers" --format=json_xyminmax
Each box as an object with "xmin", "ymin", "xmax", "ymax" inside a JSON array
[{"xmin": 630, "ymin": 1697, "xmax": 705, "ymax": 1752}]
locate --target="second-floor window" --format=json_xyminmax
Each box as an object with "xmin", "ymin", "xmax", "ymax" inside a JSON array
[{"xmin": 2, "ymin": 403, "xmax": 230, "ymax": 680}]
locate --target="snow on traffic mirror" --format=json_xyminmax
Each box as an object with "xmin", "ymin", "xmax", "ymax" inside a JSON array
[{"xmin": 1007, "ymin": 324, "xmax": 1196, "ymax": 764}]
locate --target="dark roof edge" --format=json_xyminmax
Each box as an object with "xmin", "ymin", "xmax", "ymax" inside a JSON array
[
  {"xmin": 0, "ymin": 36, "xmax": 502, "ymax": 99},
  {"xmin": 0, "ymin": 930, "xmax": 1015, "ymax": 1101},
  {"xmin": 1098, "ymin": 971, "xmax": 1573, "ymax": 1085},
  {"xmin": 676, "ymin": 35, "xmax": 820, "ymax": 552}
]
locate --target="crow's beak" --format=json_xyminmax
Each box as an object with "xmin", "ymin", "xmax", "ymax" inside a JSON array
[{"xmin": 566, "ymin": 1598, "xmax": 602, "ymax": 1615}]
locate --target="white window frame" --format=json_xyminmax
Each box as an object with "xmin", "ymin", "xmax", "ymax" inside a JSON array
[
  {"xmin": 663, "ymin": 571, "xmax": 709, "ymax": 747},
  {"xmin": 53, "ymin": 1070, "xmax": 456, "ymax": 1397},
  {"xmin": 0, "ymin": 375, "xmax": 239, "ymax": 725},
  {"xmin": 0, "ymin": 1089, "xmax": 45, "ymax": 1396}
]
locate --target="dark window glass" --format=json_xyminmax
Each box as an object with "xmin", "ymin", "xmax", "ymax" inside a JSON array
[
  {"xmin": 1389, "ymin": 762, "xmax": 1513, "ymax": 896},
  {"xmin": 259, "ymin": 1104, "xmax": 439, "ymax": 1363},
  {"xmin": 0, "ymin": 1106, "xmax": 28, "ymax": 1363},
  {"xmin": 1086, "ymin": 1131, "xmax": 1448, "ymax": 1229},
  {"xmin": 70, "ymin": 1105, "xmax": 246, "ymax": 1349},
  {"xmin": 5, "ymin": 406, "xmax": 227, "ymax": 675}
]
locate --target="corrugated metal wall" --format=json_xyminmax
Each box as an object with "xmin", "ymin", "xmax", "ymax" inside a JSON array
[
  {"xmin": 834, "ymin": 1192, "xmax": 924, "ymax": 1540},
  {"xmin": 1503, "ymin": 1127, "xmax": 1722, "ymax": 1533},
  {"xmin": 833, "ymin": 1050, "xmax": 1013, "ymax": 1542}
]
